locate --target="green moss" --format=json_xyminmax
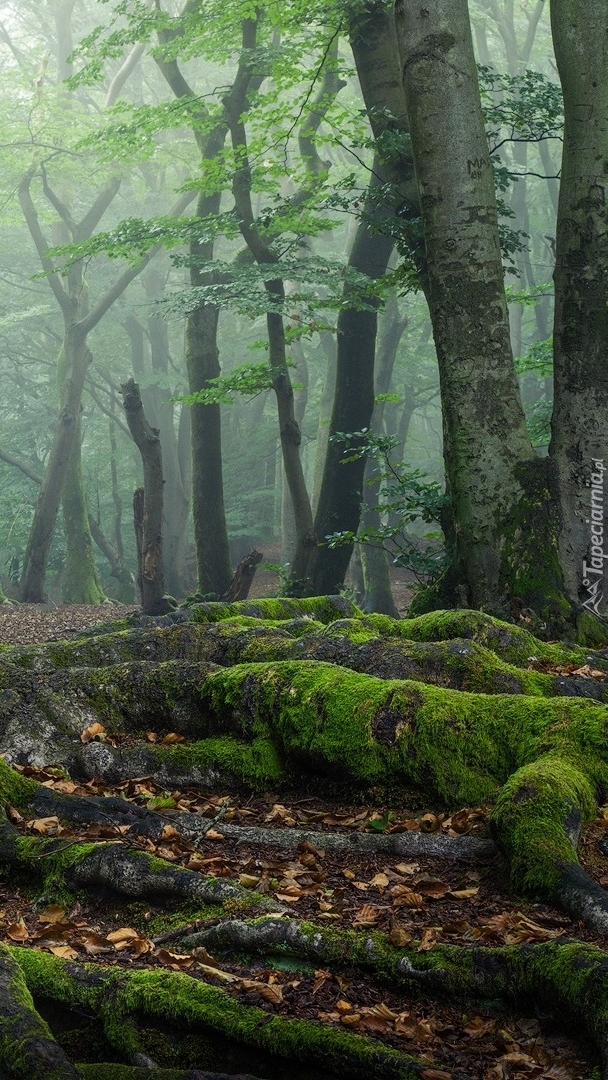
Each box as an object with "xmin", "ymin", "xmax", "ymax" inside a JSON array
[
  {"xmin": 576, "ymin": 612, "xmax": 608, "ymax": 647},
  {"xmin": 190, "ymin": 595, "xmax": 361, "ymax": 625},
  {"xmin": 490, "ymin": 754, "xmax": 596, "ymax": 893},
  {"xmin": 0, "ymin": 758, "xmax": 38, "ymax": 808},
  {"xmin": 193, "ymin": 660, "xmax": 608, "ymax": 804},
  {"xmin": 152, "ymin": 735, "xmax": 284, "ymax": 790},
  {"xmin": 373, "ymin": 609, "xmax": 594, "ymax": 668},
  {"xmin": 15, "ymin": 951, "xmax": 420, "ymax": 1079}
]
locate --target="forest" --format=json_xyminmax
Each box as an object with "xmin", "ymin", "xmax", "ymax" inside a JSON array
[{"xmin": 0, "ymin": 0, "xmax": 606, "ymax": 1077}]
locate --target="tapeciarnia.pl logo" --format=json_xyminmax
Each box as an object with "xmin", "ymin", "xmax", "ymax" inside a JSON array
[{"xmin": 582, "ymin": 458, "xmax": 606, "ymax": 616}]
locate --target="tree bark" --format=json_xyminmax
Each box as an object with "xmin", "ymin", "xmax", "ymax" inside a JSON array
[
  {"xmin": 121, "ymin": 379, "xmax": 169, "ymax": 615},
  {"xmin": 154, "ymin": 30, "xmax": 234, "ymax": 601},
  {"xmin": 394, "ymin": 0, "xmax": 566, "ymax": 626},
  {"xmin": 549, "ymin": 0, "xmax": 608, "ymax": 633}
]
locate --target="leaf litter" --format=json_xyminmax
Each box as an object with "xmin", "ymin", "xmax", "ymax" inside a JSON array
[{"xmin": 0, "ymin": 760, "xmax": 599, "ymax": 1077}]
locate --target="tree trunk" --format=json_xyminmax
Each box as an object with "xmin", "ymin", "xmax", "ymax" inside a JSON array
[
  {"xmin": 289, "ymin": 2, "xmax": 420, "ymax": 597},
  {"xmin": 121, "ymin": 379, "xmax": 169, "ymax": 615},
  {"xmin": 222, "ymin": 549, "xmax": 264, "ymax": 603},
  {"xmin": 549, "ymin": 0, "xmax": 608, "ymax": 634},
  {"xmin": 290, "ymin": 174, "xmax": 394, "ymax": 595},
  {"xmin": 360, "ymin": 298, "xmax": 407, "ymax": 617},
  {"xmin": 395, "ymin": 0, "xmax": 567, "ymax": 627},
  {"xmin": 20, "ymin": 327, "xmax": 91, "ymax": 603},
  {"xmin": 60, "ymin": 414, "xmax": 105, "ymax": 604}
]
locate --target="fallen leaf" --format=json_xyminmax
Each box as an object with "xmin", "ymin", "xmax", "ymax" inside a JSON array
[
  {"xmin": 37, "ymin": 905, "xmax": 68, "ymax": 924},
  {"xmin": 49, "ymin": 944, "xmax": 78, "ymax": 960},
  {"xmin": 80, "ymin": 722, "xmax": 107, "ymax": 744},
  {"xmin": 417, "ymin": 928, "xmax": 438, "ymax": 952},
  {"xmin": 352, "ymin": 904, "xmax": 380, "ymax": 925},
  {"xmin": 463, "ymin": 1015, "xmax": 496, "ymax": 1037},
  {"xmin": 417, "ymin": 878, "xmax": 449, "ymax": 898},
  {"xmin": 106, "ymin": 927, "xmax": 140, "ymax": 945},
  {"xmin": 7, "ymin": 919, "xmax": 28, "ymax": 941},
  {"xmin": 390, "ymin": 886, "xmax": 424, "ymax": 908},
  {"xmin": 161, "ymin": 732, "xmax": 186, "ymax": 744},
  {"xmin": 388, "ymin": 926, "xmax": 412, "ymax": 947}
]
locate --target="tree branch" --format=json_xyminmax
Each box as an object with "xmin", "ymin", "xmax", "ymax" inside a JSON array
[{"xmin": 18, "ymin": 169, "xmax": 69, "ymax": 316}]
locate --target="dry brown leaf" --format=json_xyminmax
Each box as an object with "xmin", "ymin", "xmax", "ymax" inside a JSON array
[
  {"xmin": 205, "ymin": 829, "xmax": 225, "ymax": 841},
  {"xmin": 335, "ymin": 999, "xmax": 354, "ymax": 1013},
  {"xmin": 352, "ymin": 904, "xmax": 380, "ymax": 925},
  {"xmin": 156, "ymin": 948, "xmax": 194, "ymax": 968},
  {"xmin": 240, "ymin": 979, "xmax": 283, "ymax": 1003},
  {"xmin": 28, "ymin": 816, "xmax": 61, "ymax": 834},
  {"xmin": 340, "ymin": 1012, "xmax": 362, "ymax": 1027},
  {"xmin": 370, "ymin": 872, "xmax": 390, "ymax": 889},
  {"xmin": 80, "ymin": 722, "xmax": 107, "ymax": 744},
  {"xmin": 463, "ymin": 1015, "xmax": 496, "ymax": 1037},
  {"xmin": 419, "ymin": 812, "xmax": 440, "ymax": 832},
  {"xmin": 7, "ymin": 919, "xmax": 28, "ymax": 941},
  {"xmin": 417, "ymin": 878, "xmax": 449, "ymax": 898},
  {"xmin": 49, "ymin": 944, "xmax": 78, "ymax": 960},
  {"xmin": 388, "ymin": 926, "xmax": 412, "ymax": 947},
  {"xmin": 448, "ymin": 887, "xmax": 479, "ymax": 900},
  {"xmin": 37, "ymin": 905, "xmax": 68, "ymax": 924},
  {"xmin": 391, "ymin": 887, "xmax": 424, "ymax": 908},
  {"xmin": 417, "ymin": 928, "xmax": 438, "ymax": 952},
  {"xmin": 145, "ymin": 731, "xmax": 158, "ymax": 742},
  {"xmin": 197, "ymin": 963, "xmax": 239, "ymax": 982},
  {"xmin": 421, "ymin": 1071, "xmax": 452, "ymax": 1080},
  {"xmin": 106, "ymin": 927, "xmax": 139, "ymax": 945},
  {"xmin": 161, "ymin": 732, "xmax": 186, "ymax": 744},
  {"xmin": 82, "ymin": 932, "xmax": 113, "ymax": 955}
]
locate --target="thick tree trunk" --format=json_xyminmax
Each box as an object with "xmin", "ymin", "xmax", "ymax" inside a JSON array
[
  {"xmin": 394, "ymin": 0, "xmax": 567, "ymax": 627},
  {"xmin": 549, "ymin": 0, "xmax": 608, "ymax": 633},
  {"xmin": 121, "ymin": 379, "xmax": 169, "ymax": 615}
]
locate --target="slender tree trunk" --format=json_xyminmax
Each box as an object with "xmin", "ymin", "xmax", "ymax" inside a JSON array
[
  {"xmin": 121, "ymin": 380, "xmax": 170, "ymax": 615},
  {"xmin": 60, "ymin": 414, "xmax": 105, "ymax": 604},
  {"xmin": 21, "ymin": 327, "xmax": 91, "ymax": 602},
  {"xmin": 395, "ymin": 0, "xmax": 566, "ymax": 625},
  {"xmin": 290, "ymin": 170, "xmax": 394, "ymax": 595},
  {"xmin": 289, "ymin": 1, "xmax": 420, "ymax": 596},
  {"xmin": 549, "ymin": 0, "xmax": 608, "ymax": 634},
  {"xmin": 360, "ymin": 298, "xmax": 407, "ymax": 616},
  {"xmin": 311, "ymin": 331, "xmax": 337, "ymax": 513}
]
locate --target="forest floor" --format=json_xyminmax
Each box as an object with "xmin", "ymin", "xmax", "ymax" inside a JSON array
[{"xmin": 0, "ymin": 603, "xmax": 605, "ymax": 1077}]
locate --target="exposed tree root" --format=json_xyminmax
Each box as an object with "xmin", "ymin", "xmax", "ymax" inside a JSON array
[
  {"xmin": 12, "ymin": 948, "xmax": 423, "ymax": 1079},
  {"xmin": 0, "ymin": 600, "xmax": 607, "ymax": 1073},
  {"xmin": 179, "ymin": 916, "xmax": 608, "ymax": 1065},
  {"xmin": 0, "ymin": 807, "xmax": 274, "ymax": 910},
  {"xmin": 27, "ymin": 785, "xmax": 497, "ymax": 862},
  {"xmin": 0, "ymin": 942, "xmax": 80, "ymax": 1079}
]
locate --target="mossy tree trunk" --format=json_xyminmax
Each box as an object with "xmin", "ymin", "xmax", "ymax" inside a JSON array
[
  {"xmin": 549, "ymin": 0, "xmax": 608, "ymax": 628},
  {"xmin": 394, "ymin": 0, "xmax": 568, "ymax": 629}
]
